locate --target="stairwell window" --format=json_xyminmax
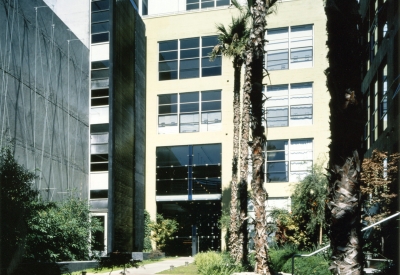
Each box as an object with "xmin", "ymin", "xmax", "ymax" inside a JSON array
[
  {"xmin": 266, "ymin": 24, "xmax": 313, "ymax": 71},
  {"xmin": 265, "ymin": 82, "xmax": 313, "ymax": 127},
  {"xmin": 265, "ymin": 139, "xmax": 313, "ymax": 183},
  {"xmin": 158, "ymin": 36, "xmax": 221, "ymax": 80},
  {"xmin": 158, "ymin": 90, "xmax": 221, "ymax": 134},
  {"xmin": 91, "ymin": 0, "xmax": 110, "ymax": 44}
]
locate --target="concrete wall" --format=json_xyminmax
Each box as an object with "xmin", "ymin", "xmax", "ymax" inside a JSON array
[{"xmin": 0, "ymin": 0, "xmax": 90, "ymax": 201}]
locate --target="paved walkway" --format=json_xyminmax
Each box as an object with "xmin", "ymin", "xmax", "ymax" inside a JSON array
[{"xmin": 85, "ymin": 257, "xmax": 194, "ymax": 275}]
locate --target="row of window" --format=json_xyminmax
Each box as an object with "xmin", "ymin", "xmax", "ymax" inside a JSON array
[
  {"xmin": 157, "ymin": 82, "xmax": 313, "ymax": 134},
  {"xmin": 154, "ymin": 140, "xmax": 313, "ymax": 199},
  {"xmin": 186, "ymin": 0, "xmax": 230, "ymax": 10},
  {"xmin": 157, "ymin": 24, "xmax": 314, "ymax": 81},
  {"xmin": 159, "ymin": 36, "xmax": 221, "ymax": 80},
  {"xmin": 156, "ymin": 144, "xmax": 222, "ymax": 196},
  {"xmin": 158, "ymin": 90, "xmax": 221, "ymax": 134}
]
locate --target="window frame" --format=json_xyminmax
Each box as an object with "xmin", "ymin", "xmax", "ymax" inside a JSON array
[
  {"xmin": 265, "ymin": 138, "xmax": 313, "ymax": 183},
  {"xmin": 265, "ymin": 24, "xmax": 314, "ymax": 71},
  {"xmin": 158, "ymin": 90, "xmax": 222, "ymax": 134},
  {"xmin": 186, "ymin": 0, "xmax": 230, "ymax": 11},
  {"xmin": 264, "ymin": 82, "xmax": 313, "ymax": 128},
  {"xmin": 158, "ymin": 36, "xmax": 221, "ymax": 81},
  {"xmin": 91, "ymin": 0, "xmax": 110, "ymax": 44}
]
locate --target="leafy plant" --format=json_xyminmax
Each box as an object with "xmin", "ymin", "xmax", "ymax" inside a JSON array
[
  {"xmin": 360, "ymin": 150, "xmax": 400, "ymax": 254},
  {"xmin": 268, "ymin": 208, "xmax": 310, "ymax": 248},
  {"xmin": 281, "ymin": 253, "xmax": 330, "ymax": 275},
  {"xmin": 291, "ymin": 163, "xmax": 328, "ymax": 246},
  {"xmin": 25, "ymin": 196, "xmax": 103, "ymax": 262},
  {"xmin": 0, "ymin": 147, "xmax": 39, "ymax": 273},
  {"xmin": 149, "ymin": 214, "xmax": 178, "ymax": 251},
  {"xmin": 267, "ymin": 245, "xmax": 297, "ymax": 272},
  {"xmin": 143, "ymin": 210, "xmax": 153, "ymax": 252},
  {"xmin": 194, "ymin": 251, "xmax": 244, "ymax": 275}
]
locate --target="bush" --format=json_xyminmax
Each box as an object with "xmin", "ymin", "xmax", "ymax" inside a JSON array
[
  {"xmin": 143, "ymin": 210, "xmax": 152, "ymax": 252},
  {"xmin": 194, "ymin": 251, "xmax": 244, "ymax": 275},
  {"xmin": 268, "ymin": 245, "xmax": 297, "ymax": 272},
  {"xmin": 0, "ymin": 148, "xmax": 39, "ymax": 273},
  {"xmin": 25, "ymin": 196, "xmax": 103, "ymax": 262},
  {"xmin": 281, "ymin": 252, "xmax": 330, "ymax": 275}
]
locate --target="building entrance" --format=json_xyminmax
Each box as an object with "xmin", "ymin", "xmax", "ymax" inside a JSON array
[{"xmin": 157, "ymin": 201, "xmax": 221, "ymax": 256}]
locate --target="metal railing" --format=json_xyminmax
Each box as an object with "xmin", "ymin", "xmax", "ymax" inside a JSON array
[{"xmin": 291, "ymin": 212, "xmax": 400, "ymax": 275}]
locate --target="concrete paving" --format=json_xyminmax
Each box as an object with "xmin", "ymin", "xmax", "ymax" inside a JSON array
[{"xmin": 85, "ymin": 256, "xmax": 194, "ymax": 275}]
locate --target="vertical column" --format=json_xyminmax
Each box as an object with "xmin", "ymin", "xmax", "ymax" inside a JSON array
[{"xmin": 188, "ymin": 145, "xmax": 193, "ymax": 200}]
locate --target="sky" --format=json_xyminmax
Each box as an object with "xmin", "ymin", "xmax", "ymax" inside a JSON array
[{"xmin": 43, "ymin": 0, "xmax": 90, "ymax": 47}]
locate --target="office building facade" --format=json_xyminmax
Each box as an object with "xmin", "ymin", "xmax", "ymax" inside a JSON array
[{"xmin": 143, "ymin": 0, "xmax": 330, "ymax": 255}]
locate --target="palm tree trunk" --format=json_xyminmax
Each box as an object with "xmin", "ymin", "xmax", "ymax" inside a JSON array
[
  {"xmin": 246, "ymin": 0, "xmax": 273, "ymax": 273},
  {"xmin": 229, "ymin": 56, "xmax": 243, "ymax": 262},
  {"xmin": 239, "ymin": 52, "xmax": 250, "ymax": 267},
  {"xmin": 325, "ymin": 0, "xmax": 363, "ymax": 274}
]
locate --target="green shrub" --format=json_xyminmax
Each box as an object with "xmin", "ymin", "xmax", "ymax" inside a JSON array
[
  {"xmin": 194, "ymin": 251, "xmax": 244, "ymax": 275},
  {"xmin": 268, "ymin": 245, "xmax": 297, "ymax": 272},
  {"xmin": 281, "ymin": 253, "xmax": 330, "ymax": 275}
]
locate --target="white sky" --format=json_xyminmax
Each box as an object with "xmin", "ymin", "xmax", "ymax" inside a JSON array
[{"xmin": 44, "ymin": 0, "xmax": 90, "ymax": 47}]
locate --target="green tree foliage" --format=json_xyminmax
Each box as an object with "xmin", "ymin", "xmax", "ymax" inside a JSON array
[
  {"xmin": 291, "ymin": 164, "xmax": 328, "ymax": 245},
  {"xmin": 25, "ymin": 196, "xmax": 103, "ymax": 262},
  {"xmin": 0, "ymin": 147, "xmax": 102, "ymax": 269},
  {"xmin": 360, "ymin": 150, "xmax": 400, "ymax": 254},
  {"xmin": 149, "ymin": 214, "xmax": 178, "ymax": 251},
  {"xmin": 267, "ymin": 164, "xmax": 328, "ymax": 249},
  {"xmin": 0, "ymin": 148, "xmax": 38, "ymax": 273},
  {"xmin": 143, "ymin": 210, "xmax": 152, "ymax": 252},
  {"xmin": 268, "ymin": 208, "xmax": 309, "ymax": 248}
]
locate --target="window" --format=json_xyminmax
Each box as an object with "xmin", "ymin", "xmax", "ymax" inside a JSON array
[
  {"xmin": 91, "ymin": 0, "xmax": 110, "ymax": 44},
  {"xmin": 364, "ymin": 92, "xmax": 371, "ymax": 149},
  {"xmin": 91, "ymin": 215, "xmax": 107, "ymax": 251},
  {"xmin": 91, "ymin": 60, "xmax": 109, "ymax": 80},
  {"xmin": 91, "ymin": 88, "xmax": 109, "ymax": 106},
  {"xmin": 266, "ymin": 25, "xmax": 313, "ymax": 71},
  {"xmin": 156, "ymin": 144, "xmax": 221, "ymax": 198},
  {"xmin": 158, "ymin": 90, "xmax": 221, "ymax": 134},
  {"xmin": 158, "ymin": 36, "xmax": 221, "ymax": 80},
  {"xmin": 90, "ymin": 124, "xmax": 109, "ymax": 172},
  {"xmin": 142, "ymin": 0, "xmax": 148, "ymax": 15},
  {"xmin": 265, "ymin": 82, "xmax": 313, "ymax": 127},
  {"xmin": 186, "ymin": 0, "xmax": 230, "ymax": 11},
  {"xmin": 265, "ymin": 139, "xmax": 313, "ymax": 183},
  {"xmin": 371, "ymin": 81, "xmax": 378, "ymax": 142},
  {"xmin": 380, "ymin": 65, "xmax": 388, "ymax": 130}
]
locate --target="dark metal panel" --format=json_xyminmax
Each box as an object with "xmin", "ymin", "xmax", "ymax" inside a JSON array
[{"xmin": 108, "ymin": 0, "xmax": 146, "ymax": 253}]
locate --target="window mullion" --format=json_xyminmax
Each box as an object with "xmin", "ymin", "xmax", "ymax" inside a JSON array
[{"xmin": 178, "ymin": 39, "xmax": 181, "ymax": 79}]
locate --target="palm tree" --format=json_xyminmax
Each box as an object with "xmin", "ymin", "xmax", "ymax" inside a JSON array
[
  {"xmin": 243, "ymin": 0, "xmax": 277, "ymax": 273},
  {"xmin": 325, "ymin": 0, "xmax": 364, "ymax": 274},
  {"xmin": 211, "ymin": 0, "xmax": 250, "ymax": 263}
]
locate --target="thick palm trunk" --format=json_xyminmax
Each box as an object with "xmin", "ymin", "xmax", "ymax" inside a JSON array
[
  {"xmin": 325, "ymin": 0, "xmax": 363, "ymax": 274},
  {"xmin": 230, "ymin": 56, "xmax": 243, "ymax": 262},
  {"xmin": 239, "ymin": 52, "xmax": 250, "ymax": 266},
  {"xmin": 246, "ymin": 1, "xmax": 272, "ymax": 273},
  {"xmin": 327, "ymin": 151, "xmax": 362, "ymax": 274}
]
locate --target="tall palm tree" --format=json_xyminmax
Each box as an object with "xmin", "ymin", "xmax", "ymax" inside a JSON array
[
  {"xmin": 325, "ymin": 0, "xmax": 364, "ymax": 274},
  {"xmin": 211, "ymin": 0, "xmax": 250, "ymax": 262},
  {"xmin": 244, "ymin": 0, "xmax": 277, "ymax": 273}
]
